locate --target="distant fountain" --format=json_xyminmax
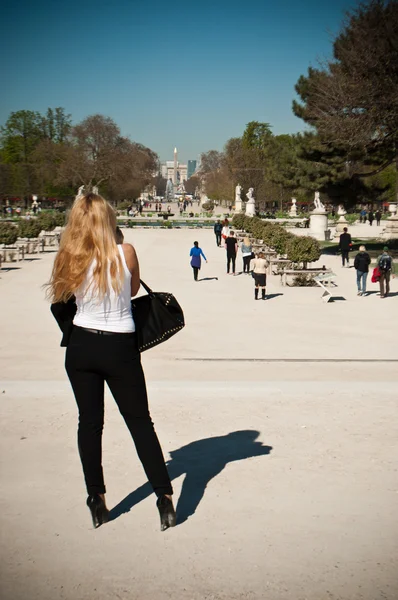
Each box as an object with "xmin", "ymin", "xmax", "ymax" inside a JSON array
[{"xmin": 166, "ymin": 178, "xmax": 174, "ymax": 201}]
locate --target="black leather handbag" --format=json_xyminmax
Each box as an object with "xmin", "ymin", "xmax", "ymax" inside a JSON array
[{"xmin": 131, "ymin": 280, "xmax": 185, "ymax": 352}]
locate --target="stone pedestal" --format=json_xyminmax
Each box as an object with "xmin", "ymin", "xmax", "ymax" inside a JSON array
[
  {"xmin": 245, "ymin": 201, "xmax": 255, "ymax": 217},
  {"xmin": 309, "ymin": 211, "xmax": 328, "ymax": 240},
  {"xmin": 388, "ymin": 203, "xmax": 397, "ymax": 217},
  {"xmin": 382, "ymin": 215, "xmax": 398, "ymax": 239},
  {"xmin": 335, "ymin": 215, "xmax": 349, "ymax": 235},
  {"xmin": 234, "ymin": 200, "xmax": 242, "ymax": 213}
]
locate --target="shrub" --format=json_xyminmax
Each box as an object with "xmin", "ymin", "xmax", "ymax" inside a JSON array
[
  {"xmin": 286, "ymin": 235, "xmax": 321, "ymax": 267},
  {"xmin": 292, "ymin": 274, "xmax": 317, "ymax": 287},
  {"xmin": 202, "ymin": 200, "xmax": 214, "ymax": 211},
  {"xmin": 0, "ymin": 222, "xmax": 18, "ymax": 245},
  {"xmin": 18, "ymin": 220, "xmax": 42, "ymax": 239},
  {"xmin": 36, "ymin": 213, "xmax": 56, "ymax": 232},
  {"xmin": 54, "ymin": 212, "xmax": 66, "ymax": 227},
  {"xmin": 232, "ymin": 214, "xmax": 245, "ymax": 230},
  {"xmin": 118, "ymin": 200, "xmax": 132, "ymax": 211}
]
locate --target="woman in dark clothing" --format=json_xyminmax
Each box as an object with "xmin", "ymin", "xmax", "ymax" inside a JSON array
[
  {"xmin": 354, "ymin": 245, "xmax": 371, "ymax": 296},
  {"xmin": 47, "ymin": 192, "xmax": 175, "ymax": 531},
  {"xmin": 190, "ymin": 241, "xmax": 207, "ymax": 280}
]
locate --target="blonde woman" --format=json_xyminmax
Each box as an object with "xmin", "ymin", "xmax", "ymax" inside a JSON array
[
  {"xmin": 47, "ymin": 193, "xmax": 175, "ymax": 531},
  {"xmin": 241, "ymin": 237, "xmax": 253, "ymax": 274},
  {"xmin": 252, "ymin": 252, "xmax": 268, "ymax": 300}
]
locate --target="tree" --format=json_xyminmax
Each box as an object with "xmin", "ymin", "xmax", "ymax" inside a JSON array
[
  {"xmin": 35, "ymin": 114, "xmax": 158, "ymax": 200},
  {"xmin": 293, "ymin": 0, "xmax": 398, "ymax": 200},
  {"xmin": 286, "ymin": 236, "xmax": 321, "ymax": 268}
]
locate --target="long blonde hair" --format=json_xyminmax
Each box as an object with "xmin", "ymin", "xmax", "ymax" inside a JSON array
[{"xmin": 47, "ymin": 193, "xmax": 123, "ymax": 302}]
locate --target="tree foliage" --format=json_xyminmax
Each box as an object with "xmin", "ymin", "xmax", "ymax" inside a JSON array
[
  {"xmin": 286, "ymin": 236, "xmax": 321, "ymax": 266},
  {"xmin": 293, "ymin": 0, "xmax": 398, "ymax": 200}
]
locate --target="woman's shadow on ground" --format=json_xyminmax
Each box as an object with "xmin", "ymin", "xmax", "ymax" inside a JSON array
[{"xmin": 109, "ymin": 430, "xmax": 272, "ymax": 525}]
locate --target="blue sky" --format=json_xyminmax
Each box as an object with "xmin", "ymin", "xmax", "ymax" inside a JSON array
[{"xmin": 1, "ymin": 0, "xmax": 358, "ymax": 163}]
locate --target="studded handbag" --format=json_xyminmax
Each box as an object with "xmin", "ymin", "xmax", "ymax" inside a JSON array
[{"xmin": 131, "ymin": 280, "xmax": 185, "ymax": 352}]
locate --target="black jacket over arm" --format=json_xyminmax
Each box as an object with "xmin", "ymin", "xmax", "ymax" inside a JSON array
[{"xmin": 51, "ymin": 298, "xmax": 77, "ymax": 347}]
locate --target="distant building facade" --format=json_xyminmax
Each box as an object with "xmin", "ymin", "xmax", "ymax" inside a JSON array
[{"xmin": 160, "ymin": 148, "xmax": 196, "ymax": 184}]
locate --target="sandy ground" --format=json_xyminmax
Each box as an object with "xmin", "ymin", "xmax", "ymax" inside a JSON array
[{"xmin": 0, "ymin": 228, "xmax": 397, "ymax": 600}]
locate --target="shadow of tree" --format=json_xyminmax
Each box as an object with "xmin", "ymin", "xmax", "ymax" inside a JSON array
[{"xmin": 109, "ymin": 430, "xmax": 272, "ymax": 525}]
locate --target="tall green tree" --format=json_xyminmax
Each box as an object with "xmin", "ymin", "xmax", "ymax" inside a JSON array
[{"xmin": 293, "ymin": 0, "xmax": 398, "ymax": 201}]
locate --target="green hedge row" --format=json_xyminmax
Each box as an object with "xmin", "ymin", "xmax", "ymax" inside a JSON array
[
  {"xmin": 0, "ymin": 212, "xmax": 67, "ymax": 244},
  {"xmin": 232, "ymin": 214, "xmax": 321, "ymax": 265}
]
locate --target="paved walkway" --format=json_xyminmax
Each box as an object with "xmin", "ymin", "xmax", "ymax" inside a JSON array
[{"xmin": 0, "ymin": 229, "xmax": 397, "ymax": 600}]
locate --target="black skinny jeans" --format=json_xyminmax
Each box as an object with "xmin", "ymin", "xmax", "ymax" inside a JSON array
[
  {"xmin": 243, "ymin": 255, "xmax": 251, "ymax": 273},
  {"xmin": 65, "ymin": 326, "xmax": 172, "ymax": 497},
  {"xmin": 227, "ymin": 253, "xmax": 236, "ymax": 273},
  {"xmin": 341, "ymin": 249, "xmax": 350, "ymax": 266},
  {"xmin": 192, "ymin": 266, "xmax": 199, "ymax": 280},
  {"xmin": 215, "ymin": 232, "xmax": 221, "ymax": 246}
]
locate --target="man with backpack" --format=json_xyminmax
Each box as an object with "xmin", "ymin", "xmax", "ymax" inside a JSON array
[{"xmin": 376, "ymin": 246, "xmax": 395, "ymax": 298}]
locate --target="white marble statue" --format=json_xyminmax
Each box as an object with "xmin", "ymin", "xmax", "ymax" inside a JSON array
[
  {"xmin": 290, "ymin": 197, "xmax": 297, "ymax": 216},
  {"xmin": 337, "ymin": 204, "xmax": 347, "ymax": 216},
  {"xmin": 313, "ymin": 191, "xmax": 325, "ymax": 212},
  {"xmin": 77, "ymin": 185, "xmax": 85, "ymax": 198},
  {"xmin": 245, "ymin": 187, "xmax": 255, "ymax": 217},
  {"xmin": 246, "ymin": 188, "xmax": 255, "ymax": 203},
  {"xmin": 92, "ymin": 186, "xmax": 99, "ymax": 195},
  {"xmin": 235, "ymin": 184, "xmax": 242, "ymax": 203}
]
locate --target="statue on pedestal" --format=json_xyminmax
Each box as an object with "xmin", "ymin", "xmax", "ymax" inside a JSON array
[
  {"xmin": 313, "ymin": 191, "xmax": 325, "ymax": 212},
  {"xmin": 234, "ymin": 183, "xmax": 242, "ymax": 213},
  {"xmin": 290, "ymin": 197, "xmax": 297, "ymax": 216},
  {"xmin": 245, "ymin": 187, "xmax": 255, "ymax": 217}
]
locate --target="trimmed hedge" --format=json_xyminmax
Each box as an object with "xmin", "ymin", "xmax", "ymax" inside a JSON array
[
  {"xmin": 0, "ymin": 222, "xmax": 18, "ymax": 245},
  {"xmin": 36, "ymin": 213, "xmax": 57, "ymax": 231},
  {"xmin": 286, "ymin": 235, "xmax": 321, "ymax": 266},
  {"xmin": 232, "ymin": 214, "xmax": 320, "ymax": 263},
  {"xmin": 18, "ymin": 220, "xmax": 42, "ymax": 239}
]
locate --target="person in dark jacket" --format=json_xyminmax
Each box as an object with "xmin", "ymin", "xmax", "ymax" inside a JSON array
[
  {"xmin": 213, "ymin": 220, "xmax": 222, "ymax": 246},
  {"xmin": 375, "ymin": 210, "xmax": 381, "ymax": 226},
  {"xmin": 368, "ymin": 211, "xmax": 374, "ymax": 226},
  {"xmin": 339, "ymin": 227, "xmax": 352, "ymax": 267},
  {"xmin": 354, "ymin": 245, "xmax": 371, "ymax": 296}
]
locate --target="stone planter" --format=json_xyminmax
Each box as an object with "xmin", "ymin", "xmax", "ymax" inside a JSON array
[
  {"xmin": 0, "ymin": 245, "xmax": 24, "ymax": 262},
  {"xmin": 17, "ymin": 238, "xmax": 44, "ymax": 254}
]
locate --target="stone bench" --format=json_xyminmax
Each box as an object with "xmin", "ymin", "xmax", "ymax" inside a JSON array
[
  {"xmin": 17, "ymin": 238, "xmax": 45, "ymax": 254},
  {"xmin": 280, "ymin": 268, "xmax": 333, "ymax": 287},
  {"xmin": 0, "ymin": 245, "xmax": 25, "ymax": 263}
]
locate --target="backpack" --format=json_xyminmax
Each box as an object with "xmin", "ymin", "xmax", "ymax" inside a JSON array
[{"xmin": 379, "ymin": 254, "xmax": 392, "ymax": 271}]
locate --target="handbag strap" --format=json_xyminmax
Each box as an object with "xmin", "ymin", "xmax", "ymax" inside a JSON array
[{"xmin": 139, "ymin": 279, "xmax": 153, "ymax": 294}]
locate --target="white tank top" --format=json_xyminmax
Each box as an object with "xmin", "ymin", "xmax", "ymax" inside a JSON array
[{"xmin": 73, "ymin": 245, "xmax": 135, "ymax": 333}]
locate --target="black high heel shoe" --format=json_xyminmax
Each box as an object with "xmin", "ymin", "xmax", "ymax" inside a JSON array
[
  {"xmin": 156, "ymin": 495, "xmax": 176, "ymax": 531},
  {"xmin": 86, "ymin": 494, "xmax": 110, "ymax": 529}
]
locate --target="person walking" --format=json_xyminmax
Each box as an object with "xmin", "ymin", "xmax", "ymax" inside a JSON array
[
  {"xmin": 190, "ymin": 241, "xmax": 207, "ymax": 281},
  {"xmin": 339, "ymin": 227, "xmax": 352, "ymax": 267},
  {"xmin": 368, "ymin": 210, "xmax": 374, "ymax": 226},
  {"xmin": 360, "ymin": 208, "xmax": 367, "ymax": 223},
  {"xmin": 225, "ymin": 230, "xmax": 238, "ymax": 275},
  {"xmin": 214, "ymin": 220, "xmax": 222, "ymax": 247},
  {"xmin": 241, "ymin": 237, "xmax": 253, "ymax": 274},
  {"xmin": 376, "ymin": 246, "xmax": 395, "ymax": 298},
  {"xmin": 375, "ymin": 209, "xmax": 381, "ymax": 226},
  {"xmin": 221, "ymin": 220, "xmax": 230, "ymax": 243},
  {"xmin": 354, "ymin": 245, "xmax": 371, "ymax": 296},
  {"xmin": 47, "ymin": 192, "xmax": 175, "ymax": 531},
  {"xmin": 252, "ymin": 252, "xmax": 268, "ymax": 300}
]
